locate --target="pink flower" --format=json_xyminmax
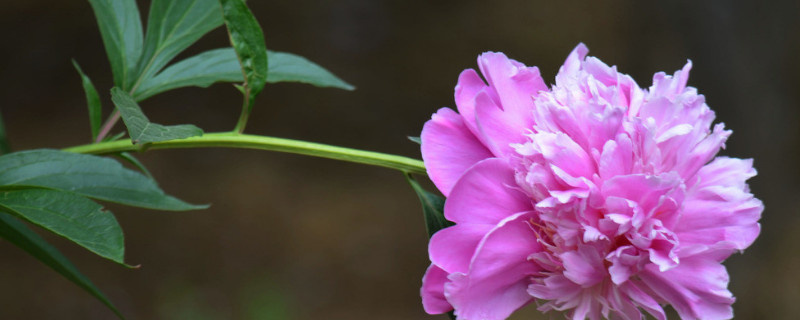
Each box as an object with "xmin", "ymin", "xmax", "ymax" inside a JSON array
[{"xmin": 419, "ymin": 44, "xmax": 762, "ymax": 320}]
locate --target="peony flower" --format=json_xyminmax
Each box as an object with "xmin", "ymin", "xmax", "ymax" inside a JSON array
[{"xmin": 419, "ymin": 44, "xmax": 762, "ymax": 320}]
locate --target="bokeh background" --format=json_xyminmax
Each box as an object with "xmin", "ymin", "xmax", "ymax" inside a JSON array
[{"xmin": 0, "ymin": 0, "xmax": 798, "ymax": 319}]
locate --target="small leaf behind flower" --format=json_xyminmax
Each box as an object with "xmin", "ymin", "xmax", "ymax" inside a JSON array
[
  {"xmin": 405, "ymin": 174, "xmax": 453, "ymax": 238},
  {"xmin": 0, "ymin": 212, "xmax": 124, "ymax": 319},
  {"xmin": 111, "ymin": 87, "xmax": 203, "ymax": 144}
]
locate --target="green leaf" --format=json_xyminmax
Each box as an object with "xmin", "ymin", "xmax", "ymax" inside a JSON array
[
  {"xmin": 266, "ymin": 51, "xmax": 354, "ymax": 90},
  {"xmin": 132, "ymin": 0, "xmax": 224, "ymax": 93},
  {"xmin": 220, "ymin": 0, "xmax": 268, "ymax": 96},
  {"xmin": 0, "ymin": 212, "xmax": 124, "ymax": 319},
  {"xmin": 134, "ymin": 49, "xmax": 354, "ymax": 101},
  {"xmin": 221, "ymin": 0, "xmax": 268, "ymax": 130},
  {"xmin": 115, "ymin": 152, "xmax": 154, "ymax": 180},
  {"xmin": 0, "ymin": 189, "xmax": 124, "ymax": 264},
  {"xmin": 0, "ymin": 149, "xmax": 205, "ymax": 211},
  {"xmin": 87, "ymin": 0, "xmax": 143, "ymax": 90},
  {"xmin": 72, "ymin": 60, "xmax": 103, "ymax": 141},
  {"xmin": 111, "ymin": 87, "xmax": 203, "ymax": 144},
  {"xmin": 134, "ymin": 48, "xmax": 242, "ymax": 101},
  {"xmin": 405, "ymin": 174, "xmax": 453, "ymax": 238},
  {"xmin": 0, "ymin": 110, "xmax": 10, "ymax": 155},
  {"xmin": 408, "ymin": 136, "xmax": 421, "ymax": 145}
]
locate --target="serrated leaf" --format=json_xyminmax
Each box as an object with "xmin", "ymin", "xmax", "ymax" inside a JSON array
[
  {"xmin": 0, "ymin": 189, "xmax": 124, "ymax": 264},
  {"xmin": 266, "ymin": 51, "xmax": 354, "ymax": 90},
  {"xmin": 0, "ymin": 110, "xmax": 10, "ymax": 155},
  {"xmin": 111, "ymin": 87, "xmax": 203, "ymax": 144},
  {"xmin": 0, "ymin": 149, "xmax": 205, "ymax": 211},
  {"xmin": 405, "ymin": 174, "xmax": 453, "ymax": 238},
  {"xmin": 72, "ymin": 60, "xmax": 103, "ymax": 141},
  {"xmin": 0, "ymin": 212, "xmax": 124, "ymax": 319},
  {"xmin": 134, "ymin": 48, "xmax": 242, "ymax": 101},
  {"xmin": 132, "ymin": 0, "xmax": 224, "ymax": 93},
  {"xmin": 134, "ymin": 49, "xmax": 354, "ymax": 100},
  {"xmin": 221, "ymin": 0, "xmax": 268, "ymax": 108},
  {"xmin": 87, "ymin": 0, "xmax": 143, "ymax": 90}
]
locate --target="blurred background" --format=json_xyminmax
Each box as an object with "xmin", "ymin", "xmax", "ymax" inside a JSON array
[{"xmin": 0, "ymin": 0, "xmax": 798, "ymax": 319}]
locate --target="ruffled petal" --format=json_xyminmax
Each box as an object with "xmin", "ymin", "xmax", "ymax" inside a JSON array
[
  {"xmin": 598, "ymin": 134, "xmax": 634, "ymax": 179},
  {"xmin": 446, "ymin": 211, "xmax": 541, "ymax": 320},
  {"xmin": 640, "ymin": 257, "xmax": 734, "ymax": 320},
  {"xmin": 561, "ymin": 245, "xmax": 606, "ymax": 288},
  {"xmin": 676, "ymin": 157, "xmax": 763, "ymax": 255},
  {"xmin": 618, "ymin": 281, "xmax": 667, "ymax": 320},
  {"xmin": 470, "ymin": 52, "xmax": 547, "ymax": 157},
  {"xmin": 421, "ymin": 107, "xmax": 494, "ymax": 196},
  {"xmin": 601, "ymin": 173, "xmax": 683, "ymax": 217},
  {"xmin": 477, "ymin": 52, "xmax": 548, "ymax": 113},
  {"xmin": 558, "ymin": 43, "xmax": 590, "ymax": 80},
  {"xmin": 690, "ymin": 157, "xmax": 756, "ymax": 191},
  {"xmin": 531, "ymin": 131, "xmax": 596, "ymax": 180}
]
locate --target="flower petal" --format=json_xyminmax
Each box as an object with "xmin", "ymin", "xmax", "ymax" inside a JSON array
[
  {"xmin": 444, "ymin": 158, "xmax": 533, "ymax": 225},
  {"xmin": 618, "ymin": 281, "xmax": 667, "ymax": 320},
  {"xmin": 598, "ymin": 134, "xmax": 634, "ymax": 179},
  {"xmin": 561, "ymin": 245, "xmax": 606, "ymax": 288},
  {"xmin": 559, "ymin": 43, "xmax": 589, "ymax": 78},
  {"xmin": 429, "ymin": 223, "xmax": 493, "ymax": 274},
  {"xmin": 477, "ymin": 52, "xmax": 548, "ymax": 114},
  {"xmin": 455, "ymin": 68, "xmax": 488, "ymax": 135},
  {"xmin": 474, "ymin": 90, "xmax": 532, "ymax": 157},
  {"xmin": 676, "ymin": 196, "xmax": 762, "ymax": 254},
  {"xmin": 532, "ymin": 131, "xmax": 596, "ymax": 180},
  {"xmin": 677, "ymin": 157, "xmax": 763, "ymax": 254},
  {"xmin": 421, "ymin": 107, "xmax": 494, "ymax": 196},
  {"xmin": 471, "ymin": 52, "xmax": 547, "ymax": 157},
  {"xmin": 601, "ymin": 173, "xmax": 683, "ymax": 218},
  {"xmin": 445, "ymin": 211, "xmax": 541, "ymax": 320},
  {"xmin": 640, "ymin": 257, "xmax": 735, "ymax": 320},
  {"xmin": 421, "ymin": 264, "xmax": 454, "ymax": 314}
]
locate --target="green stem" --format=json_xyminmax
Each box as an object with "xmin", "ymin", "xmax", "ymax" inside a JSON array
[
  {"xmin": 233, "ymin": 94, "xmax": 251, "ymax": 134},
  {"xmin": 63, "ymin": 132, "xmax": 427, "ymax": 175}
]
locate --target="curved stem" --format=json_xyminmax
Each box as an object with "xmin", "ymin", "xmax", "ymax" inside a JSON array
[{"xmin": 64, "ymin": 132, "xmax": 427, "ymax": 175}]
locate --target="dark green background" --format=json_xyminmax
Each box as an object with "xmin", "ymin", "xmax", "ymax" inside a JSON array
[{"xmin": 0, "ymin": 0, "xmax": 797, "ymax": 319}]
